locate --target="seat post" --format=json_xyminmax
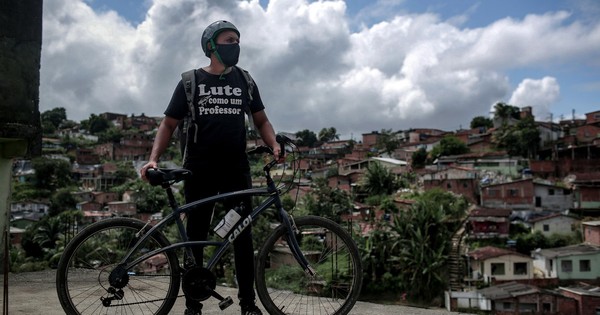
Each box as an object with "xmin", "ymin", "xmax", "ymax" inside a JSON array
[{"xmin": 165, "ymin": 187, "xmax": 178, "ymax": 209}]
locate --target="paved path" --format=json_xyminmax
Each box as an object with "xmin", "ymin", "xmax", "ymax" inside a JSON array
[{"xmin": 1, "ymin": 270, "xmax": 470, "ymax": 314}]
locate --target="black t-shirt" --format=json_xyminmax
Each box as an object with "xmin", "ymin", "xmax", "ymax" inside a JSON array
[{"xmin": 165, "ymin": 68, "xmax": 265, "ymax": 169}]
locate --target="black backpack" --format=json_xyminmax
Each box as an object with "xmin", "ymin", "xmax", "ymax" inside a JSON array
[{"xmin": 179, "ymin": 66, "xmax": 256, "ymax": 163}]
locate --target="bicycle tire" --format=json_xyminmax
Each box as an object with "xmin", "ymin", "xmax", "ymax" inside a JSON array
[
  {"xmin": 56, "ymin": 218, "xmax": 181, "ymax": 315},
  {"xmin": 255, "ymin": 215, "xmax": 363, "ymax": 315}
]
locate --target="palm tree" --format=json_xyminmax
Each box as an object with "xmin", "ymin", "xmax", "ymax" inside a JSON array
[
  {"xmin": 388, "ymin": 189, "xmax": 468, "ymax": 303},
  {"xmin": 493, "ymin": 102, "xmax": 519, "ymax": 127},
  {"xmin": 362, "ymin": 161, "xmax": 399, "ymax": 196}
]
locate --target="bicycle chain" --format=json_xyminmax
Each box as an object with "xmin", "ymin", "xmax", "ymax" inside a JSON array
[{"xmin": 104, "ymin": 294, "xmax": 185, "ymax": 307}]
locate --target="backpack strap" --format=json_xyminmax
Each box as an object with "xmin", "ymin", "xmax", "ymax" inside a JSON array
[
  {"xmin": 234, "ymin": 66, "xmax": 255, "ymax": 129},
  {"xmin": 182, "ymin": 69, "xmax": 197, "ymax": 122},
  {"xmin": 180, "ymin": 69, "xmax": 197, "ymax": 164}
]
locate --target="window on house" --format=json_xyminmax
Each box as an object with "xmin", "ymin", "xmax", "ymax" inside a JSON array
[
  {"xmin": 596, "ymin": 307, "xmax": 600, "ymax": 315},
  {"xmin": 508, "ymin": 188, "xmax": 519, "ymax": 197},
  {"xmin": 447, "ymin": 183, "xmax": 452, "ymax": 189},
  {"xmin": 488, "ymin": 189, "xmax": 499, "ymax": 197},
  {"xmin": 502, "ymin": 302, "xmax": 512, "ymax": 310},
  {"xmin": 491, "ymin": 263, "xmax": 505, "ymax": 275},
  {"xmin": 580, "ymin": 259, "xmax": 591, "ymax": 272},
  {"xmin": 514, "ymin": 262, "xmax": 528, "ymax": 275},
  {"xmin": 520, "ymin": 303, "xmax": 537, "ymax": 312},
  {"xmin": 543, "ymin": 303, "xmax": 551, "ymax": 312},
  {"xmin": 543, "ymin": 224, "xmax": 550, "ymax": 232},
  {"xmin": 561, "ymin": 260, "xmax": 573, "ymax": 272},
  {"xmin": 548, "ymin": 189, "xmax": 555, "ymax": 195}
]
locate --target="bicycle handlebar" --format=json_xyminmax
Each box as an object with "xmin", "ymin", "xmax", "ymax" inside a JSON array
[
  {"xmin": 247, "ymin": 133, "xmax": 294, "ymax": 160},
  {"xmin": 147, "ymin": 134, "xmax": 295, "ymax": 188}
]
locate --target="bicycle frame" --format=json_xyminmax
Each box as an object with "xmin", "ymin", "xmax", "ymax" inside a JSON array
[{"xmin": 119, "ymin": 181, "xmax": 314, "ymax": 276}]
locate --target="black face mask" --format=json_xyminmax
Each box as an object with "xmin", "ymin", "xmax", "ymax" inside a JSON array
[{"xmin": 215, "ymin": 43, "xmax": 240, "ymax": 67}]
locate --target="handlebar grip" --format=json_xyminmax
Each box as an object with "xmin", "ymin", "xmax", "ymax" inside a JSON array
[
  {"xmin": 275, "ymin": 134, "xmax": 293, "ymax": 159},
  {"xmin": 247, "ymin": 146, "xmax": 273, "ymax": 155}
]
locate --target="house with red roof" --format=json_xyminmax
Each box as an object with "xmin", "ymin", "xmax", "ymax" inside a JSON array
[
  {"xmin": 466, "ymin": 246, "xmax": 534, "ymax": 284},
  {"xmin": 467, "ymin": 207, "xmax": 512, "ymax": 239}
]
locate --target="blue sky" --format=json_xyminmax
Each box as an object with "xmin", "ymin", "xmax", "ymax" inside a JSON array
[{"xmin": 43, "ymin": 0, "xmax": 600, "ymax": 137}]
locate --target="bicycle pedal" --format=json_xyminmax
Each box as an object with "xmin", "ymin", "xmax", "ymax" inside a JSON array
[{"xmin": 218, "ymin": 296, "xmax": 234, "ymax": 310}]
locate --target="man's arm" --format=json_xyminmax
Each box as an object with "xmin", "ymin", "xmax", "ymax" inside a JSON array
[
  {"xmin": 252, "ymin": 110, "xmax": 280, "ymax": 158},
  {"xmin": 140, "ymin": 116, "xmax": 180, "ymax": 180}
]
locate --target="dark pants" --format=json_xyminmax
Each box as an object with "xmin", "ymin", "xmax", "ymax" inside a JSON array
[{"xmin": 183, "ymin": 165, "xmax": 255, "ymax": 309}]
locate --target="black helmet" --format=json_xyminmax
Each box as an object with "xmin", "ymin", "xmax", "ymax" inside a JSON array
[{"xmin": 201, "ymin": 20, "xmax": 240, "ymax": 57}]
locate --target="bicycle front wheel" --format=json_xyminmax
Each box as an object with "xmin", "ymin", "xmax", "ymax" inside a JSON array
[
  {"xmin": 255, "ymin": 215, "xmax": 363, "ymax": 315},
  {"xmin": 56, "ymin": 218, "xmax": 181, "ymax": 315}
]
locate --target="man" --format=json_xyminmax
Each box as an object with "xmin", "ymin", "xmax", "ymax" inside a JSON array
[{"xmin": 141, "ymin": 20, "xmax": 278, "ymax": 315}]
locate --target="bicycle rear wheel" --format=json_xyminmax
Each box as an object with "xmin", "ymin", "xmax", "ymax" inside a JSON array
[
  {"xmin": 255, "ymin": 215, "xmax": 363, "ymax": 315},
  {"xmin": 56, "ymin": 218, "xmax": 181, "ymax": 315}
]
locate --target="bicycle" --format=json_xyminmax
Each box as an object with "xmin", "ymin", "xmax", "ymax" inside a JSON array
[{"xmin": 56, "ymin": 134, "xmax": 363, "ymax": 315}]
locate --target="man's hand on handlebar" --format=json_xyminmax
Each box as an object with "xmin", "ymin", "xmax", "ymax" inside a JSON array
[
  {"xmin": 272, "ymin": 146, "xmax": 284, "ymax": 163},
  {"xmin": 140, "ymin": 161, "xmax": 158, "ymax": 181}
]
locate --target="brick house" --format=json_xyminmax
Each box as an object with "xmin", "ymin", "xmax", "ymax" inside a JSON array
[
  {"xmin": 571, "ymin": 173, "xmax": 600, "ymax": 216},
  {"xmin": 92, "ymin": 191, "xmax": 118, "ymax": 205},
  {"xmin": 76, "ymin": 148, "xmax": 101, "ymax": 165},
  {"xmin": 437, "ymin": 152, "xmax": 523, "ymax": 178},
  {"xmin": 478, "ymin": 282, "xmax": 578, "ymax": 315},
  {"xmin": 82, "ymin": 210, "xmax": 114, "ymax": 224},
  {"xmin": 422, "ymin": 166, "xmax": 480, "ymax": 204},
  {"xmin": 559, "ymin": 283, "xmax": 600, "ymax": 315},
  {"xmin": 466, "ymin": 246, "xmax": 533, "ymax": 284},
  {"xmin": 77, "ymin": 201, "xmax": 102, "ymax": 212},
  {"xmin": 480, "ymin": 179, "xmax": 572, "ymax": 212},
  {"xmin": 481, "ymin": 179, "xmax": 534, "ymax": 211},
  {"xmin": 582, "ymin": 221, "xmax": 600, "ymax": 246},
  {"xmin": 127, "ymin": 113, "xmax": 158, "ymax": 132},
  {"xmin": 529, "ymin": 213, "xmax": 579, "ymax": 237},
  {"xmin": 106, "ymin": 201, "xmax": 137, "ymax": 217},
  {"xmin": 361, "ymin": 131, "xmax": 381, "ymax": 149},
  {"xmin": 585, "ymin": 110, "xmax": 600, "ymax": 126},
  {"xmin": 468, "ymin": 208, "xmax": 512, "ymax": 239}
]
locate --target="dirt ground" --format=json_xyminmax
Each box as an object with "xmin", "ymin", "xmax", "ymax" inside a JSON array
[{"xmin": 0, "ymin": 270, "xmax": 467, "ymax": 315}]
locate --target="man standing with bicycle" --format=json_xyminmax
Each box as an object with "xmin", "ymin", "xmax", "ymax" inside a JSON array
[{"xmin": 141, "ymin": 20, "xmax": 279, "ymax": 315}]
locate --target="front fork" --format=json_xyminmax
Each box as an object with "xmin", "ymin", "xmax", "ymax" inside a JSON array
[{"xmin": 279, "ymin": 211, "xmax": 316, "ymax": 276}]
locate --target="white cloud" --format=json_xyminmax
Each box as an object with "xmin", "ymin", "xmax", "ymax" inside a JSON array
[
  {"xmin": 40, "ymin": 0, "xmax": 600, "ymax": 138},
  {"xmin": 509, "ymin": 77, "xmax": 560, "ymax": 121}
]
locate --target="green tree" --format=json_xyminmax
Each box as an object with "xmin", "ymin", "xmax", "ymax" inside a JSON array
[
  {"xmin": 41, "ymin": 107, "xmax": 67, "ymax": 129},
  {"xmin": 495, "ymin": 115, "xmax": 540, "ymax": 158},
  {"xmin": 430, "ymin": 135, "xmax": 469, "ymax": 159},
  {"xmin": 375, "ymin": 129, "xmax": 400, "ymax": 156},
  {"xmin": 31, "ymin": 157, "xmax": 73, "ymax": 193},
  {"xmin": 389, "ymin": 190, "xmax": 468, "ymax": 302},
  {"xmin": 304, "ymin": 177, "xmax": 352, "ymax": 221},
  {"xmin": 362, "ymin": 161, "xmax": 400, "ymax": 196},
  {"xmin": 470, "ymin": 116, "xmax": 493, "ymax": 129},
  {"xmin": 515, "ymin": 115, "xmax": 541, "ymax": 158},
  {"xmin": 411, "ymin": 147, "xmax": 428, "ymax": 169},
  {"xmin": 113, "ymin": 161, "xmax": 137, "ymax": 185},
  {"xmin": 111, "ymin": 180, "xmax": 170, "ymax": 214},
  {"xmin": 48, "ymin": 188, "xmax": 78, "ymax": 216},
  {"xmin": 493, "ymin": 102, "xmax": 520, "ymax": 127},
  {"xmin": 98, "ymin": 127, "xmax": 124, "ymax": 143},
  {"xmin": 81, "ymin": 114, "xmax": 111, "ymax": 135},
  {"xmin": 318, "ymin": 127, "xmax": 339, "ymax": 143},
  {"xmin": 295, "ymin": 129, "xmax": 318, "ymax": 147}
]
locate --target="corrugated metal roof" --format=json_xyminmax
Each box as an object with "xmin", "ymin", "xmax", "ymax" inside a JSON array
[
  {"xmin": 479, "ymin": 282, "xmax": 540, "ymax": 299},
  {"xmin": 535, "ymin": 243, "xmax": 600, "ymax": 258},
  {"xmin": 468, "ymin": 246, "xmax": 531, "ymax": 261}
]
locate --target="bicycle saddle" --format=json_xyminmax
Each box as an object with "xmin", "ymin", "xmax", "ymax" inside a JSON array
[{"xmin": 146, "ymin": 168, "xmax": 193, "ymax": 186}]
